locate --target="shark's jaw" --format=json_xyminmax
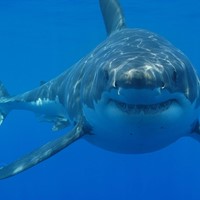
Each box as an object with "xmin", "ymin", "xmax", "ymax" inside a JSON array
[
  {"xmin": 83, "ymin": 88, "xmax": 198, "ymax": 154},
  {"xmin": 109, "ymin": 98, "xmax": 176, "ymax": 115}
]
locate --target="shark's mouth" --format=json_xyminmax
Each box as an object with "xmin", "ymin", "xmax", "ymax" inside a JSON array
[{"xmin": 110, "ymin": 99, "xmax": 177, "ymax": 114}]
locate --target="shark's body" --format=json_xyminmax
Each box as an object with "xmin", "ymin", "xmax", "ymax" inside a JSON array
[{"xmin": 0, "ymin": 0, "xmax": 200, "ymax": 179}]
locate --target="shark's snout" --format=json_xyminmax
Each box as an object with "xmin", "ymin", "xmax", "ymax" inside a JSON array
[{"xmin": 114, "ymin": 69, "xmax": 165, "ymax": 90}]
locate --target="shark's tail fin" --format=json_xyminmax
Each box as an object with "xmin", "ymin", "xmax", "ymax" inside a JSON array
[{"xmin": 0, "ymin": 81, "xmax": 10, "ymax": 125}]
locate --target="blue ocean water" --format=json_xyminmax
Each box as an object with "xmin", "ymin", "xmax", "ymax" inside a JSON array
[{"xmin": 0, "ymin": 0, "xmax": 200, "ymax": 199}]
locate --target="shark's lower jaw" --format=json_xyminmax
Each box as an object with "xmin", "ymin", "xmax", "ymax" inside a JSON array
[
  {"xmin": 83, "ymin": 88, "xmax": 198, "ymax": 154},
  {"xmin": 109, "ymin": 98, "xmax": 177, "ymax": 115}
]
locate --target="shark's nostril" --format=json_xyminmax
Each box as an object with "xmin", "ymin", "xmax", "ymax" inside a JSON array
[
  {"xmin": 114, "ymin": 81, "xmax": 119, "ymax": 88},
  {"xmin": 161, "ymin": 81, "xmax": 165, "ymax": 89}
]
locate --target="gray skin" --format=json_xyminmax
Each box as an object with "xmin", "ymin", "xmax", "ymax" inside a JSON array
[{"xmin": 0, "ymin": 0, "xmax": 200, "ymax": 179}]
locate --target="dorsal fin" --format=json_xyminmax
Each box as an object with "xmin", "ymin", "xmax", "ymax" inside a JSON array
[{"xmin": 99, "ymin": 0, "xmax": 126, "ymax": 35}]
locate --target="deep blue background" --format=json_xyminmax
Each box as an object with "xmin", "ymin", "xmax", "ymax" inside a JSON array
[{"xmin": 0, "ymin": 0, "xmax": 200, "ymax": 199}]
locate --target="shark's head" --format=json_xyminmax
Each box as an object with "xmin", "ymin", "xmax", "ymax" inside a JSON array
[{"xmin": 81, "ymin": 29, "xmax": 200, "ymax": 153}]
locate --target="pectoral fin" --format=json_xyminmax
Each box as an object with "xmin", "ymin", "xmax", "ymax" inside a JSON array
[{"xmin": 0, "ymin": 123, "xmax": 86, "ymax": 179}]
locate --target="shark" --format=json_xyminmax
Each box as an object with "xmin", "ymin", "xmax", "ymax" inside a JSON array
[{"xmin": 0, "ymin": 0, "xmax": 200, "ymax": 179}]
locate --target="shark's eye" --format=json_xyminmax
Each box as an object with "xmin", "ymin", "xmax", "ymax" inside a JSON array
[
  {"xmin": 103, "ymin": 69, "xmax": 109, "ymax": 81},
  {"xmin": 172, "ymin": 70, "xmax": 177, "ymax": 82}
]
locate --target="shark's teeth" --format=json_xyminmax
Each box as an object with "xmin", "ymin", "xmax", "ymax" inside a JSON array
[{"xmin": 111, "ymin": 99, "xmax": 176, "ymax": 114}]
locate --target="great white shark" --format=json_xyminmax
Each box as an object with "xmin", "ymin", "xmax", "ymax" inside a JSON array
[{"xmin": 0, "ymin": 0, "xmax": 200, "ymax": 179}]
